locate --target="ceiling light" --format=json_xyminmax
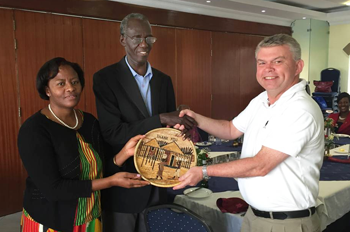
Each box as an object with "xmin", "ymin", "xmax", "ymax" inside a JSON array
[
  {"xmin": 346, "ymin": 2, "xmax": 350, "ymax": 6},
  {"xmin": 261, "ymin": 10, "xmax": 266, "ymax": 13},
  {"xmin": 206, "ymin": 0, "xmax": 211, "ymax": 3},
  {"xmin": 303, "ymin": 17, "xmax": 306, "ymax": 19}
]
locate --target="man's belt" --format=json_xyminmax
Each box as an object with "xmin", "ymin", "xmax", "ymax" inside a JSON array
[{"xmin": 251, "ymin": 206, "xmax": 316, "ymax": 220}]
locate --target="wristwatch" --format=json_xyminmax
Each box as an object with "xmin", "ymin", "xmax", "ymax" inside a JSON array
[{"xmin": 202, "ymin": 165, "xmax": 210, "ymax": 180}]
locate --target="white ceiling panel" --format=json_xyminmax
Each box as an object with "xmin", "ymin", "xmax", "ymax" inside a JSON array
[{"xmin": 110, "ymin": 0, "xmax": 350, "ymax": 26}]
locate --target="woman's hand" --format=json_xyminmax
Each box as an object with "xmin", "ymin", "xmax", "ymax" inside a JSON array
[
  {"xmin": 122, "ymin": 134, "xmax": 145, "ymax": 158},
  {"xmin": 110, "ymin": 172, "xmax": 150, "ymax": 188},
  {"xmin": 113, "ymin": 134, "xmax": 145, "ymax": 166}
]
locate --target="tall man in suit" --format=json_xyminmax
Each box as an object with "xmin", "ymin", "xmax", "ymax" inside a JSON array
[{"xmin": 93, "ymin": 13, "xmax": 195, "ymax": 232}]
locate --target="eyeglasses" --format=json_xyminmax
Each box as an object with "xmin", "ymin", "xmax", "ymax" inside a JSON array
[{"xmin": 124, "ymin": 34, "xmax": 157, "ymax": 45}]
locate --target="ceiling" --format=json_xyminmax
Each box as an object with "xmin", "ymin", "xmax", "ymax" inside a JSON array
[
  {"xmin": 111, "ymin": 0, "xmax": 350, "ymax": 26},
  {"xmin": 267, "ymin": 0, "xmax": 350, "ymax": 12}
]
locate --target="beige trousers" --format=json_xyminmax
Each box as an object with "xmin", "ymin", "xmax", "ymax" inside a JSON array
[{"xmin": 240, "ymin": 207, "xmax": 321, "ymax": 232}]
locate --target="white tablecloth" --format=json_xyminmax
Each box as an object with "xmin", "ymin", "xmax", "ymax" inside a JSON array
[
  {"xmin": 318, "ymin": 181, "xmax": 350, "ymax": 230},
  {"xmin": 175, "ymin": 191, "xmax": 244, "ymax": 232},
  {"xmin": 174, "ymin": 146, "xmax": 350, "ymax": 232},
  {"xmin": 174, "ymin": 184, "xmax": 348, "ymax": 232}
]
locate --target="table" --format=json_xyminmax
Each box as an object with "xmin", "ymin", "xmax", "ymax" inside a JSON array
[
  {"xmin": 175, "ymin": 181, "xmax": 350, "ymax": 232},
  {"xmin": 334, "ymin": 137, "xmax": 350, "ymax": 145},
  {"xmin": 174, "ymin": 145, "xmax": 350, "ymax": 232},
  {"xmin": 167, "ymin": 140, "xmax": 240, "ymax": 201},
  {"xmin": 205, "ymin": 140, "xmax": 241, "ymax": 164},
  {"xmin": 206, "ymin": 140, "xmax": 242, "ymax": 152},
  {"xmin": 175, "ymin": 191, "xmax": 244, "ymax": 232},
  {"xmin": 317, "ymin": 181, "xmax": 350, "ymax": 230},
  {"xmin": 167, "ymin": 141, "xmax": 241, "ymax": 201}
]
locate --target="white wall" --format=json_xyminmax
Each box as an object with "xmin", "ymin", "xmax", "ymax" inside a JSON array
[{"xmin": 328, "ymin": 24, "xmax": 350, "ymax": 92}]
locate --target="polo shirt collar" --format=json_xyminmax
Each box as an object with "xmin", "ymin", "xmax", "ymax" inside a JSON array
[{"xmin": 260, "ymin": 79, "xmax": 306, "ymax": 107}]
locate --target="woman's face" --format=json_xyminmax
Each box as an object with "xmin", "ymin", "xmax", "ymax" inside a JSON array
[
  {"xmin": 45, "ymin": 65, "xmax": 82, "ymax": 109},
  {"xmin": 338, "ymin": 97, "xmax": 350, "ymax": 113}
]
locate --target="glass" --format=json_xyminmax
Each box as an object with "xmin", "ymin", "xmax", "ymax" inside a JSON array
[
  {"xmin": 208, "ymin": 134, "xmax": 223, "ymax": 145},
  {"xmin": 208, "ymin": 134, "xmax": 215, "ymax": 143},
  {"xmin": 124, "ymin": 34, "xmax": 157, "ymax": 45},
  {"xmin": 228, "ymin": 152, "xmax": 240, "ymax": 161},
  {"xmin": 215, "ymin": 137, "xmax": 222, "ymax": 145},
  {"xmin": 200, "ymin": 179, "xmax": 209, "ymax": 188}
]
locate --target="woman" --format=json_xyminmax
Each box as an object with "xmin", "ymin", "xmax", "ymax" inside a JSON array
[
  {"xmin": 18, "ymin": 57, "xmax": 149, "ymax": 232},
  {"xmin": 328, "ymin": 92, "xmax": 350, "ymax": 135}
]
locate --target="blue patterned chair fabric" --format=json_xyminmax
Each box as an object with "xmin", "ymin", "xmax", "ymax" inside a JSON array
[{"xmin": 144, "ymin": 203, "xmax": 212, "ymax": 232}]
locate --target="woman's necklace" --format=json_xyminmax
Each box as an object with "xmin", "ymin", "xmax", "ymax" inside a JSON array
[
  {"xmin": 339, "ymin": 112, "xmax": 348, "ymax": 121},
  {"xmin": 48, "ymin": 104, "xmax": 78, "ymax": 129}
]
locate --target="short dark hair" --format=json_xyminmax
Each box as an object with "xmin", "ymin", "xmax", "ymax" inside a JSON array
[
  {"xmin": 337, "ymin": 92, "xmax": 350, "ymax": 104},
  {"xmin": 36, "ymin": 57, "xmax": 85, "ymax": 100},
  {"xmin": 120, "ymin": 13, "xmax": 150, "ymax": 35}
]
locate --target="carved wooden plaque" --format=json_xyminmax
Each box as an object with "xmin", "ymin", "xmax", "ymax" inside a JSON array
[{"xmin": 134, "ymin": 128, "xmax": 197, "ymax": 187}]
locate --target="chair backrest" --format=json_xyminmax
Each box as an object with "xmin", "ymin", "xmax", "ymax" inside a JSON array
[
  {"xmin": 197, "ymin": 127, "xmax": 208, "ymax": 141},
  {"xmin": 313, "ymin": 96, "xmax": 328, "ymax": 110},
  {"xmin": 144, "ymin": 203, "xmax": 212, "ymax": 232},
  {"xmin": 321, "ymin": 68, "xmax": 341, "ymax": 93}
]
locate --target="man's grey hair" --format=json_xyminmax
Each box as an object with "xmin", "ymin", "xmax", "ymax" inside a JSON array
[
  {"xmin": 255, "ymin": 34, "xmax": 301, "ymax": 61},
  {"xmin": 120, "ymin": 13, "xmax": 151, "ymax": 35}
]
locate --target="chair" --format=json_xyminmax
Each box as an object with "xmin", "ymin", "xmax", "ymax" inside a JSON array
[
  {"xmin": 197, "ymin": 127, "xmax": 208, "ymax": 141},
  {"xmin": 313, "ymin": 96, "xmax": 330, "ymax": 117},
  {"xmin": 320, "ymin": 68, "xmax": 341, "ymax": 93},
  {"xmin": 312, "ymin": 68, "xmax": 341, "ymax": 114},
  {"xmin": 144, "ymin": 203, "xmax": 213, "ymax": 232}
]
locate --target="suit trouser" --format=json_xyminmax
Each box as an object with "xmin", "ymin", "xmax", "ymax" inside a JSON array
[
  {"xmin": 102, "ymin": 187, "xmax": 162, "ymax": 232},
  {"xmin": 240, "ymin": 207, "xmax": 321, "ymax": 232},
  {"xmin": 102, "ymin": 211, "xmax": 147, "ymax": 232}
]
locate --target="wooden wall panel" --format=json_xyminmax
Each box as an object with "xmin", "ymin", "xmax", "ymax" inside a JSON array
[
  {"xmin": 82, "ymin": 22, "xmax": 177, "ymax": 116},
  {"xmin": 148, "ymin": 26, "xmax": 177, "ymax": 95},
  {"xmin": 239, "ymin": 35, "xmax": 265, "ymax": 111},
  {"xmin": 0, "ymin": 0, "xmax": 291, "ymax": 36},
  {"xmin": 176, "ymin": 29, "xmax": 211, "ymax": 116},
  {"xmin": 211, "ymin": 32, "xmax": 242, "ymax": 120},
  {"xmin": 15, "ymin": 11, "xmax": 84, "ymax": 123},
  {"xmin": 0, "ymin": 8, "xmax": 24, "ymax": 216},
  {"xmin": 0, "ymin": 6, "xmax": 287, "ymax": 217},
  {"xmin": 82, "ymin": 19, "xmax": 124, "ymax": 116}
]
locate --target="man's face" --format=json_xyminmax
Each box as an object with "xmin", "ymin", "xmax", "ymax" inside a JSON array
[
  {"xmin": 256, "ymin": 45, "xmax": 304, "ymax": 100},
  {"xmin": 120, "ymin": 18, "xmax": 153, "ymax": 68}
]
